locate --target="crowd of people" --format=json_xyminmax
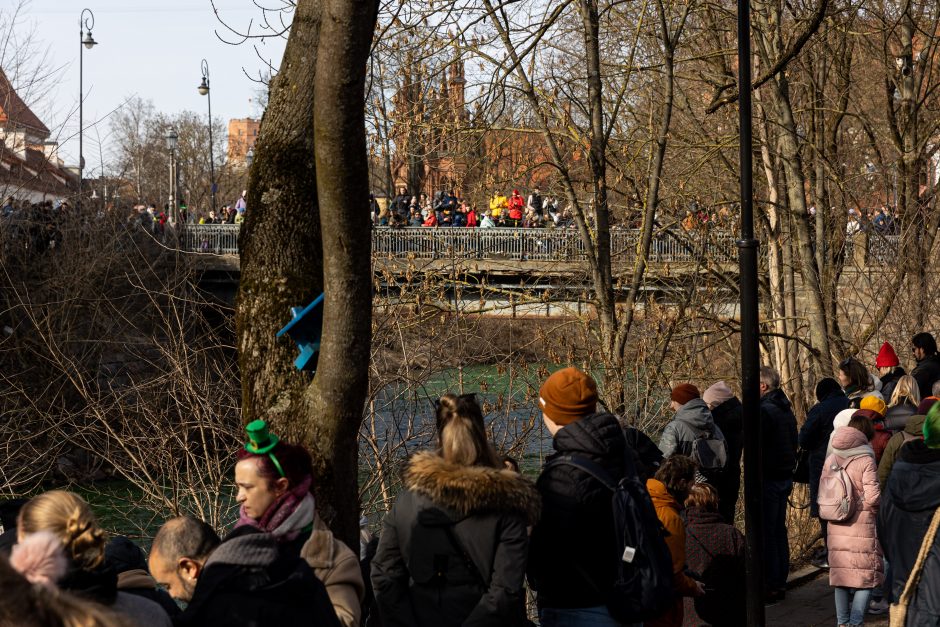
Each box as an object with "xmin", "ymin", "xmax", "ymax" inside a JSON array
[
  {"xmin": 3, "ymin": 338, "xmax": 940, "ymax": 627},
  {"xmin": 376, "ymin": 187, "xmax": 576, "ymax": 229},
  {"xmin": 844, "ymin": 205, "xmax": 902, "ymax": 237}
]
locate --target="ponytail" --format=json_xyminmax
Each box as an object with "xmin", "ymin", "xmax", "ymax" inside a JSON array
[{"xmin": 435, "ymin": 394, "xmax": 500, "ymax": 468}]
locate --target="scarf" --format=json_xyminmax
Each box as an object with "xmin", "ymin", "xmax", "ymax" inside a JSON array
[
  {"xmin": 833, "ymin": 443, "xmax": 875, "ymax": 460},
  {"xmin": 235, "ymin": 475, "xmax": 315, "ymax": 542}
]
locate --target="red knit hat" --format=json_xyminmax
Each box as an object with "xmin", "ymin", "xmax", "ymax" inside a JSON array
[
  {"xmin": 875, "ymin": 342, "xmax": 900, "ymax": 368},
  {"xmin": 539, "ymin": 368, "xmax": 598, "ymax": 426},
  {"xmin": 671, "ymin": 383, "xmax": 701, "ymax": 406}
]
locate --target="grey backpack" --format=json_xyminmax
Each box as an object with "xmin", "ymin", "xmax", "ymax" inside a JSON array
[{"xmin": 691, "ymin": 431, "xmax": 728, "ymax": 471}]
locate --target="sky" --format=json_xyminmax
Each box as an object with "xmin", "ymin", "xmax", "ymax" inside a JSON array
[{"xmin": 12, "ymin": 0, "xmax": 289, "ymax": 173}]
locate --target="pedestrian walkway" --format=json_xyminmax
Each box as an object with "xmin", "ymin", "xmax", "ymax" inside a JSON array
[{"xmin": 767, "ymin": 572, "xmax": 889, "ymax": 626}]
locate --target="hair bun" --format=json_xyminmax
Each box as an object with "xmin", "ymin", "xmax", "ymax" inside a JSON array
[{"xmin": 64, "ymin": 508, "xmax": 106, "ymax": 570}]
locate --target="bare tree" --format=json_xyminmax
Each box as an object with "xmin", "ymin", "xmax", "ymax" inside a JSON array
[{"xmin": 236, "ymin": 0, "xmax": 378, "ymax": 547}]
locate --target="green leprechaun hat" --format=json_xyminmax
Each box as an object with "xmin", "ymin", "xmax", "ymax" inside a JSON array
[{"xmin": 245, "ymin": 420, "xmax": 279, "ymax": 455}]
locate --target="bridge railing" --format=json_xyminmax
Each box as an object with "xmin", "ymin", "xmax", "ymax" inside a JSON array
[
  {"xmin": 176, "ymin": 224, "xmax": 898, "ymax": 265},
  {"xmin": 182, "ymin": 224, "xmax": 241, "ymax": 255}
]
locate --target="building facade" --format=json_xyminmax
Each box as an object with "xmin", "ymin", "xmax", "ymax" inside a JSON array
[
  {"xmin": 227, "ymin": 117, "xmax": 260, "ymax": 164},
  {"xmin": 0, "ymin": 69, "xmax": 76, "ymax": 203}
]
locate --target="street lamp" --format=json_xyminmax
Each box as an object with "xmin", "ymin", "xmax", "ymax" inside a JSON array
[
  {"xmin": 735, "ymin": 0, "xmax": 764, "ymax": 622},
  {"xmin": 198, "ymin": 59, "xmax": 217, "ymax": 214},
  {"xmin": 78, "ymin": 8, "xmax": 97, "ymax": 207},
  {"xmin": 166, "ymin": 128, "xmax": 179, "ymax": 223}
]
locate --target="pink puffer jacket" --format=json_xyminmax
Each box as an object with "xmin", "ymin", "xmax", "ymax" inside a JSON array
[{"xmin": 824, "ymin": 426, "xmax": 884, "ymax": 589}]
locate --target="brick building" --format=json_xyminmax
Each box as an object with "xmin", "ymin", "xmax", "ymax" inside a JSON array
[
  {"xmin": 388, "ymin": 55, "xmax": 573, "ymax": 203},
  {"xmin": 227, "ymin": 117, "xmax": 260, "ymax": 164}
]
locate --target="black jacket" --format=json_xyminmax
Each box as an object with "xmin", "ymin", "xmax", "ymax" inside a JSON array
[
  {"xmin": 759, "ymin": 389, "xmax": 798, "ymax": 481},
  {"xmin": 371, "ymin": 451, "xmax": 540, "ymax": 627},
  {"xmin": 175, "ymin": 532, "xmax": 340, "ymax": 627},
  {"xmin": 528, "ymin": 412, "xmax": 628, "ymax": 610},
  {"xmin": 877, "ymin": 440, "xmax": 940, "ymax": 627},
  {"xmin": 711, "ymin": 396, "xmax": 745, "ymax": 523},
  {"xmin": 879, "ymin": 367, "xmax": 906, "ymax": 402},
  {"xmin": 623, "ymin": 425, "xmax": 663, "ymax": 482},
  {"xmin": 799, "ymin": 389, "xmax": 850, "ymax": 516},
  {"xmin": 711, "ymin": 397, "xmax": 743, "ymax": 472},
  {"xmin": 911, "ymin": 354, "xmax": 940, "ymax": 399}
]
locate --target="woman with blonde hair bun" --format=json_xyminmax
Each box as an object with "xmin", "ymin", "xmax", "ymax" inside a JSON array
[
  {"xmin": 372, "ymin": 393, "xmax": 541, "ymax": 626},
  {"xmin": 17, "ymin": 491, "xmax": 171, "ymax": 627}
]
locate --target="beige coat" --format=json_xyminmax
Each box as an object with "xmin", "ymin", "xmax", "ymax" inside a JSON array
[{"xmin": 300, "ymin": 515, "xmax": 364, "ymax": 627}]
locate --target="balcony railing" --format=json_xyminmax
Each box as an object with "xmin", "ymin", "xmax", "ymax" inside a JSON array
[{"xmin": 177, "ymin": 224, "xmax": 900, "ymax": 265}]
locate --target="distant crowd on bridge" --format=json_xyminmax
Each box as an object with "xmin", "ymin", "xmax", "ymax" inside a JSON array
[{"xmin": 374, "ymin": 186, "xmax": 907, "ymax": 240}]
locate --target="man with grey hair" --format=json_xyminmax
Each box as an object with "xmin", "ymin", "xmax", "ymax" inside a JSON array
[{"xmin": 758, "ymin": 365, "xmax": 798, "ymax": 605}]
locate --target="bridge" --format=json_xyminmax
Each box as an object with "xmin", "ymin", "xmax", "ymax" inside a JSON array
[
  {"xmin": 182, "ymin": 223, "xmax": 895, "ymax": 273},
  {"xmin": 180, "ymin": 225, "xmax": 897, "ymax": 314}
]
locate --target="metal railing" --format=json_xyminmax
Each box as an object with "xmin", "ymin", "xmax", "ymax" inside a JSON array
[
  {"xmin": 181, "ymin": 224, "xmax": 241, "ymax": 255},
  {"xmin": 176, "ymin": 224, "xmax": 901, "ymax": 265},
  {"xmin": 179, "ymin": 224, "xmax": 740, "ymax": 263},
  {"xmin": 372, "ymin": 227, "xmax": 740, "ymax": 262}
]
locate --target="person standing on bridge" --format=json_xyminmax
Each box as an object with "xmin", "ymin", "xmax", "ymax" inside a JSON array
[
  {"xmin": 527, "ymin": 187, "xmax": 544, "ymax": 218},
  {"xmin": 507, "ymin": 190, "xmax": 524, "ymax": 227},
  {"xmin": 489, "ymin": 190, "xmax": 507, "ymax": 224}
]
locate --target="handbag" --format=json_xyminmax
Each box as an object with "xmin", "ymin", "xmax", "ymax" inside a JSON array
[
  {"xmin": 793, "ymin": 448, "xmax": 810, "ymax": 484},
  {"xmin": 889, "ymin": 507, "xmax": 940, "ymax": 626}
]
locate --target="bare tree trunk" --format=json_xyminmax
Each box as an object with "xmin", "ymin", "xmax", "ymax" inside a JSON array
[
  {"xmin": 236, "ymin": 0, "xmax": 377, "ymax": 547},
  {"xmin": 237, "ymin": 0, "xmax": 323, "ymax": 437},
  {"xmin": 305, "ymin": 0, "xmax": 377, "ymax": 548},
  {"xmin": 757, "ymin": 104, "xmax": 791, "ymax": 390}
]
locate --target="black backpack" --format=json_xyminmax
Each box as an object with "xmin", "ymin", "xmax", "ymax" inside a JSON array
[{"xmin": 545, "ymin": 453, "xmax": 675, "ymax": 622}]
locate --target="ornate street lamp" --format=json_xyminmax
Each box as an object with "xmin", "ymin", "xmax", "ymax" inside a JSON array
[
  {"xmin": 78, "ymin": 8, "xmax": 98, "ymax": 206},
  {"xmin": 198, "ymin": 59, "xmax": 217, "ymax": 213},
  {"xmin": 166, "ymin": 129, "xmax": 179, "ymax": 223}
]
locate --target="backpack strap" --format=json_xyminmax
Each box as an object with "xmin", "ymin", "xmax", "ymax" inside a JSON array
[
  {"xmin": 441, "ymin": 522, "xmax": 488, "ymax": 590},
  {"xmin": 545, "ymin": 454, "xmax": 618, "ymax": 491}
]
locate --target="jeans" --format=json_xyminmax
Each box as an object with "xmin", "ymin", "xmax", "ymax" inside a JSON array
[
  {"xmin": 834, "ymin": 587, "xmax": 872, "ymax": 625},
  {"xmin": 762, "ymin": 478, "xmax": 793, "ymax": 591},
  {"xmin": 539, "ymin": 606, "xmax": 639, "ymax": 627}
]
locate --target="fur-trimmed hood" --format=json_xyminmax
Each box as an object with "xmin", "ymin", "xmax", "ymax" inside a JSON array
[{"xmin": 404, "ymin": 451, "xmax": 541, "ymax": 525}]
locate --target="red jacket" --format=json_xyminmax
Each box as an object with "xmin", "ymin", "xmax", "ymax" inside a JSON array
[
  {"xmin": 466, "ymin": 210, "xmax": 477, "ymax": 227},
  {"xmin": 508, "ymin": 195, "xmax": 524, "ymax": 220}
]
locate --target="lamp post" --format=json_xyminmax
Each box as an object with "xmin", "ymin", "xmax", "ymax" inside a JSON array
[
  {"xmin": 78, "ymin": 8, "xmax": 97, "ymax": 206},
  {"xmin": 166, "ymin": 128, "xmax": 179, "ymax": 224},
  {"xmin": 198, "ymin": 59, "xmax": 217, "ymax": 214},
  {"xmin": 736, "ymin": 0, "xmax": 764, "ymax": 622}
]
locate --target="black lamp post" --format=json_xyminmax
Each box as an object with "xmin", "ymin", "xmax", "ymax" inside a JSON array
[
  {"xmin": 198, "ymin": 59, "xmax": 217, "ymax": 214},
  {"xmin": 166, "ymin": 128, "xmax": 179, "ymax": 223},
  {"xmin": 78, "ymin": 8, "xmax": 97, "ymax": 206},
  {"xmin": 736, "ymin": 0, "xmax": 764, "ymax": 623}
]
